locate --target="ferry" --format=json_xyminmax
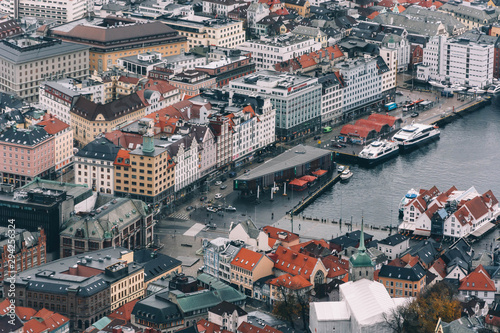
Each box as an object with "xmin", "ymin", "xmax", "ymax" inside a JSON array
[
  {"xmin": 468, "ymin": 87, "xmax": 486, "ymax": 94},
  {"xmin": 340, "ymin": 168, "xmax": 353, "ymax": 181},
  {"xmin": 487, "ymin": 85, "xmax": 500, "ymax": 94},
  {"xmin": 398, "ymin": 188, "xmax": 419, "ymax": 217},
  {"xmin": 358, "ymin": 140, "xmax": 399, "ymax": 166},
  {"xmin": 392, "ymin": 123, "xmax": 440, "ymax": 152}
]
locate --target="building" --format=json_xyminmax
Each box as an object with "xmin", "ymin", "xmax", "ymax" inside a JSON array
[
  {"xmin": 379, "ymin": 47, "xmax": 397, "ymax": 94},
  {"xmin": 168, "ymin": 70, "xmax": 217, "ymax": 97},
  {"xmin": 377, "ymin": 234, "xmax": 409, "ymax": 260},
  {"xmin": 418, "ymin": 35, "xmax": 494, "ymax": 88},
  {"xmin": 229, "ymin": 71, "xmax": 321, "ymax": 141},
  {"xmin": 209, "ymin": 114, "xmax": 232, "ymax": 168},
  {"xmin": 273, "ymin": 245, "xmax": 328, "ymax": 287},
  {"xmin": 74, "ymin": 137, "xmax": 120, "ymax": 194},
  {"xmin": 309, "ymin": 279, "xmax": 410, "ymax": 333},
  {"xmin": 378, "ymin": 262, "xmax": 426, "ymax": 297},
  {"xmin": 439, "ymin": 3, "xmax": 500, "ymax": 30},
  {"xmin": 247, "ymin": 2, "xmax": 270, "ymax": 35},
  {"xmin": 208, "ymin": 301, "xmax": 247, "ymax": 332},
  {"xmin": 148, "ymin": 52, "xmax": 207, "ymax": 77},
  {"xmin": 233, "ymin": 145, "xmax": 333, "ymax": 194},
  {"xmin": 262, "ymin": 226, "xmax": 300, "ymax": 248},
  {"xmin": 282, "ymin": 0, "xmax": 310, "ymax": 17},
  {"xmin": 48, "ymin": 17, "xmax": 188, "ymax": 72},
  {"xmin": 291, "ymin": 26, "xmax": 327, "ymax": 47},
  {"xmin": 0, "ymin": 19, "xmax": 22, "ymax": 39},
  {"xmin": 0, "ymin": 36, "xmax": 89, "ymax": 102},
  {"xmin": 0, "ymin": 228, "xmax": 46, "ymax": 297},
  {"xmin": 114, "ymin": 131, "xmax": 175, "ymax": 206},
  {"xmin": 229, "ymin": 220, "xmax": 270, "ymax": 252},
  {"xmin": 230, "ymin": 247, "xmax": 274, "ymax": 297},
  {"xmin": 4, "ymin": 247, "xmax": 141, "ymax": 331},
  {"xmin": 35, "ymin": 114, "xmax": 73, "ymax": 173},
  {"xmin": 348, "ymin": 222, "xmax": 374, "ymax": 282},
  {"xmin": 117, "ymin": 52, "xmax": 165, "ymax": 77},
  {"xmin": 0, "ymin": 179, "xmax": 93, "ymax": 253},
  {"xmin": 161, "ymin": 15, "xmax": 245, "ymax": 51},
  {"xmin": 337, "ymin": 57, "xmax": 382, "ymax": 121},
  {"xmin": 0, "ymin": 301, "xmax": 70, "ymax": 333},
  {"xmin": 59, "ymin": 195, "xmax": 154, "ymax": 257},
  {"xmin": 195, "ymin": 50, "xmax": 256, "ymax": 88},
  {"xmin": 131, "ymin": 290, "xmax": 185, "ymax": 332},
  {"xmin": 0, "ymin": 126, "xmax": 55, "ymax": 187},
  {"xmin": 0, "ymin": 0, "xmax": 87, "ymax": 24},
  {"xmin": 203, "ymin": 238, "xmax": 243, "ymax": 284},
  {"xmin": 267, "ymin": 274, "xmax": 313, "ymax": 305},
  {"xmin": 237, "ymin": 35, "xmax": 322, "ymax": 71},
  {"xmin": 459, "ymin": 265, "xmax": 496, "ymax": 305},
  {"xmin": 71, "ymin": 93, "xmax": 146, "ymax": 147},
  {"xmin": 318, "ymin": 73, "xmax": 343, "ymax": 126},
  {"xmin": 202, "ymin": 0, "xmax": 247, "ymax": 17}
]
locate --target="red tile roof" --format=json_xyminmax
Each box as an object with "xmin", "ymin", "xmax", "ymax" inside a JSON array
[
  {"xmin": 143, "ymin": 79, "xmax": 178, "ymax": 95},
  {"xmin": 354, "ymin": 119, "xmax": 388, "ymax": 133},
  {"xmin": 16, "ymin": 306, "xmax": 37, "ymax": 321},
  {"xmin": 37, "ymin": 114, "xmax": 70, "ymax": 134},
  {"xmin": 430, "ymin": 258, "xmax": 447, "ymax": 279},
  {"xmin": 114, "ymin": 149, "xmax": 131, "ymax": 166},
  {"xmin": 231, "ymin": 248, "xmax": 265, "ymax": 271},
  {"xmin": 23, "ymin": 319, "xmax": 47, "ymax": 333},
  {"xmin": 268, "ymin": 273, "xmax": 312, "ymax": 289},
  {"xmin": 321, "ymin": 256, "xmax": 348, "ymax": 278},
  {"xmin": 108, "ymin": 299, "xmax": 139, "ymax": 321},
  {"xmin": 197, "ymin": 319, "xmax": 232, "ymax": 333},
  {"xmin": 105, "ymin": 130, "xmax": 143, "ymax": 150},
  {"xmin": 262, "ymin": 226, "xmax": 299, "ymax": 243},
  {"xmin": 388, "ymin": 257, "xmax": 407, "ymax": 267},
  {"xmin": 237, "ymin": 322, "xmax": 283, "ymax": 333},
  {"xmin": 367, "ymin": 113, "xmax": 400, "ymax": 127},
  {"xmin": 367, "ymin": 11, "xmax": 380, "ymax": 19},
  {"xmin": 274, "ymin": 246, "xmax": 320, "ymax": 280},
  {"xmin": 459, "ymin": 265, "xmax": 496, "ymax": 292},
  {"xmin": 340, "ymin": 124, "xmax": 377, "ymax": 139}
]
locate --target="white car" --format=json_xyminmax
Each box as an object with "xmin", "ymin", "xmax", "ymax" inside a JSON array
[
  {"xmin": 215, "ymin": 181, "xmax": 222, "ymax": 186},
  {"xmin": 215, "ymin": 193, "xmax": 223, "ymax": 199}
]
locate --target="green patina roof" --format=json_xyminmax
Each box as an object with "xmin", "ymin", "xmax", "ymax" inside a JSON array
[
  {"xmin": 175, "ymin": 287, "xmax": 246, "ymax": 313},
  {"xmin": 349, "ymin": 219, "xmax": 374, "ymax": 268},
  {"xmin": 92, "ymin": 316, "xmax": 111, "ymax": 330}
]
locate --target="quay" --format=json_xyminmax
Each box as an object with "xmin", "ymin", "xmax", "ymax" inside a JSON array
[{"xmin": 289, "ymin": 171, "xmax": 341, "ymax": 215}]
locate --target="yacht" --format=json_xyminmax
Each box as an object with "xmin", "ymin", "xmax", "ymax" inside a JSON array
[
  {"xmin": 392, "ymin": 123, "xmax": 440, "ymax": 152},
  {"xmin": 398, "ymin": 188, "xmax": 419, "ymax": 217},
  {"xmin": 340, "ymin": 169, "xmax": 353, "ymax": 181},
  {"xmin": 358, "ymin": 140, "xmax": 399, "ymax": 166},
  {"xmin": 487, "ymin": 85, "xmax": 500, "ymax": 94},
  {"xmin": 450, "ymin": 84, "xmax": 466, "ymax": 92},
  {"xmin": 429, "ymin": 81, "xmax": 446, "ymax": 88},
  {"xmin": 468, "ymin": 87, "xmax": 486, "ymax": 94},
  {"xmin": 337, "ymin": 165, "xmax": 346, "ymax": 173}
]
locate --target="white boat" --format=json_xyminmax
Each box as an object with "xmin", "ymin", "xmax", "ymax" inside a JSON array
[
  {"xmin": 450, "ymin": 84, "xmax": 466, "ymax": 92},
  {"xmin": 392, "ymin": 123, "xmax": 440, "ymax": 152},
  {"xmin": 337, "ymin": 165, "xmax": 346, "ymax": 173},
  {"xmin": 358, "ymin": 139, "xmax": 399, "ymax": 166},
  {"xmin": 398, "ymin": 188, "xmax": 419, "ymax": 216},
  {"xmin": 468, "ymin": 87, "xmax": 486, "ymax": 94},
  {"xmin": 429, "ymin": 81, "xmax": 446, "ymax": 88},
  {"xmin": 487, "ymin": 85, "xmax": 500, "ymax": 94},
  {"xmin": 340, "ymin": 169, "xmax": 353, "ymax": 181}
]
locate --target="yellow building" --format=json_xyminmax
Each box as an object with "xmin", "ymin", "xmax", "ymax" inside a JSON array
[
  {"xmin": 161, "ymin": 15, "xmax": 245, "ymax": 51},
  {"xmin": 291, "ymin": 26, "xmax": 327, "ymax": 47},
  {"xmin": 230, "ymin": 248, "xmax": 274, "ymax": 297},
  {"xmin": 283, "ymin": 0, "xmax": 310, "ymax": 17},
  {"xmin": 114, "ymin": 133, "xmax": 176, "ymax": 205},
  {"xmin": 70, "ymin": 93, "xmax": 146, "ymax": 146},
  {"xmin": 49, "ymin": 17, "xmax": 188, "ymax": 72},
  {"xmin": 107, "ymin": 261, "xmax": 145, "ymax": 311}
]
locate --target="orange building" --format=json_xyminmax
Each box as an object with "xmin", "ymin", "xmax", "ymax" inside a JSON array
[{"xmin": 378, "ymin": 262, "xmax": 426, "ymax": 297}]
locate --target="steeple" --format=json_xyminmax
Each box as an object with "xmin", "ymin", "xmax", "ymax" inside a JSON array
[
  {"xmin": 349, "ymin": 216, "xmax": 374, "ymax": 281},
  {"xmin": 359, "ymin": 217, "xmax": 366, "ymax": 252}
]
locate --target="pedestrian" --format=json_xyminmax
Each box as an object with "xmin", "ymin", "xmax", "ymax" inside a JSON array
[{"xmin": 272, "ymin": 212, "xmax": 274, "ymax": 219}]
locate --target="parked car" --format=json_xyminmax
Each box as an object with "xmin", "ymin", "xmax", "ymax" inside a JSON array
[
  {"xmin": 229, "ymin": 171, "xmax": 237, "ymax": 178},
  {"xmin": 257, "ymin": 157, "xmax": 264, "ymax": 163},
  {"xmin": 200, "ymin": 196, "xmax": 207, "ymax": 201},
  {"xmin": 206, "ymin": 206, "xmax": 217, "ymax": 213},
  {"xmin": 332, "ymin": 143, "xmax": 342, "ymax": 148},
  {"xmin": 220, "ymin": 184, "xmax": 227, "ymax": 190},
  {"xmin": 215, "ymin": 193, "xmax": 222, "ymax": 199},
  {"xmin": 314, "ymin": 135, "xmax": 321, "ymax": 140},
  {"xmin": 186, "ymin": 206, "xmax": 194, "ymax": 211},
  {"xmin": 225, "ymin": 206, "xmax": 237, "ymax": 212},
  {"xmin": 215, "ymin": 180, "xmax": 222, "ymax": 186},
  {"xmin": 396, "ymin": 91, "xmax": 404, "ymax": 96},
  {"xmin": 244, "ymin": 169, "xmax": 250, "ymax": 173},
  {"xmin": 411, "ymin": 112, "xmax": 419, "ymax": 118},
  {"xmin": 221, "ymin": 175, "xmax": 227, "ymax": 182}
]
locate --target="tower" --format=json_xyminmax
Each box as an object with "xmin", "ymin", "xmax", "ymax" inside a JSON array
[{"xmin": 349, "ymin": 218, "xmax": 374, "ymax": 282}]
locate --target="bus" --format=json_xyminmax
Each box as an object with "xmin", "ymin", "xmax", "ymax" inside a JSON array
[
  {"xmin": 385, "ymin": 102, "xmax": 397, "ymax": 111},
  {"xmin": 403, "ymin": 99, "xmax": 424, "ymax": 112},
  {"xmin": 323, "ymin": 126, "xmax": 333, "ymax": 133}
]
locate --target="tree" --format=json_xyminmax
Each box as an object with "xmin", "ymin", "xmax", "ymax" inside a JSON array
[
  {"xmin": 383, "ymin": 281, "xmax": 461, "ymax": 333},
  {"xmin": 271, "ymin": 277, "xmax": 311, "ymax": 330}
]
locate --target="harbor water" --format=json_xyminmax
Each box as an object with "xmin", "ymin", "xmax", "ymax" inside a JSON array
[{"xmin": 302, "ymin": 96, "xmax": 500, "ymax": 229}]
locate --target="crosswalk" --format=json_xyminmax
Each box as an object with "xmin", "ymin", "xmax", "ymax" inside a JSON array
[
  {"xmin": 168, "ymin": 213, "xmax": 190, "ymax": 221},
  {"xmin": 183, "ymin": 223, "xmax": 205, "ymax": 237}
]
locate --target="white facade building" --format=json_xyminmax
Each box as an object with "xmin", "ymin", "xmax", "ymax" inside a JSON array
[
  {"xmin": 237, "ymin": 35, "xmax": 322, "ymax": 70},
  {"xmin": 202, "ymin": 0, "xmax": 246, "ymax": 17},
  {"xmin": 191, "ymin": 125, "xmax": 217, "ymax": 177},
  {"xmin": 0, "ymin": 0, "xmax": 88, "ymax": 23},
  {"xmin": 418, "ymin": 35, "xmax": 494, "ymax": 88},
  {"xmin": 338, "ymin": 57, "xmax": 382, "ymax": 119},
  {"xmin": 377, "ymin": 234, "xmax": 410, "ymax": 260},
  {"xmin": 247, "ymin": 2, "xmax": 270, "ymax": 35},
  {"xmin": 318, "ymin": 73, "xmax": 343, "ymax": 125},
  {"xmin": 379, "ymin": 47, "xmax": 397, "ymax": 93},
  {"xmin": 168, "ymin": 135, "xmax": 199, "ymax": 193}
]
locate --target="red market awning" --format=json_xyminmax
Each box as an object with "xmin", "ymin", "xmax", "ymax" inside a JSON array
[
  {"xmin": 299, "ymin": 175, "xmax": 317, "ymax": 182},
  {"xmin": 312, "ymin": 170, "xmax": 327, "ymax": 176},
  {"xmin": 289, "ymin": 179, "xmax": 308, "ymax": 187}
]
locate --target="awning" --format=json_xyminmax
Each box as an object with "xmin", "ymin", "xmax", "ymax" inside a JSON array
[
  {"xmin": 470, "ymin": 222, "xmax": 496, "ymax": 238},
  {"xmin": 312, "ymin": 169, "xmax": 327, "ymax": 176},
  {"xmin": 299, "ymin": 175, "xmax": 317, "ymax": 182},
  {"xmin": 289, "ymin": 179, "xmax": 308, "ymax": 187}
]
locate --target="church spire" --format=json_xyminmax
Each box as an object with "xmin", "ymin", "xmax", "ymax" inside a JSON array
[{"xmin": 359, "ymin": 216, "xmax": 366, "ymax": 252}]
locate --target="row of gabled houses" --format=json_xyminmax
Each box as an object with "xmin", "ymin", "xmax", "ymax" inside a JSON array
[{"xmin": 399, "ymin": 186, "xmax": 500, "ymax": 240}]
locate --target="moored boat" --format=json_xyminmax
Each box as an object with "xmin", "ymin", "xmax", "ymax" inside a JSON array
[
  {"xmin": 358, "ymin": 139, "xmax": 399, "ymax": 166},
  {"xmin": 392, "ymin": 123, "xmax": 440, "ymax": 152},
  {"xmin": 340, "ymin": 169, "xmax": 353, "ymax": 181}
]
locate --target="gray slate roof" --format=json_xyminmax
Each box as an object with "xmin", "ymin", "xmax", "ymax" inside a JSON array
[
  {"xmin": 0, "ymin": 126, "xmax": 52, "ymax": 146},
  {"xmin": 76, "ymin": 137, "xmax": 121, "ymax": 161}
]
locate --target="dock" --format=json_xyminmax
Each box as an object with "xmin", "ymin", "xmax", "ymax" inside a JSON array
[
  {"xmin": 289, "ymin": 172, "xmax": 341, "ymax": 216},
  {"xmin": 431, "ymin": 96, "xmax": 492, "ymax": 127}
]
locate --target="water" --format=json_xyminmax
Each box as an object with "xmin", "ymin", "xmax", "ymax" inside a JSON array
[{"xmin": 302, "ymin": 97, "xmax": 500, "ymax": 228}]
